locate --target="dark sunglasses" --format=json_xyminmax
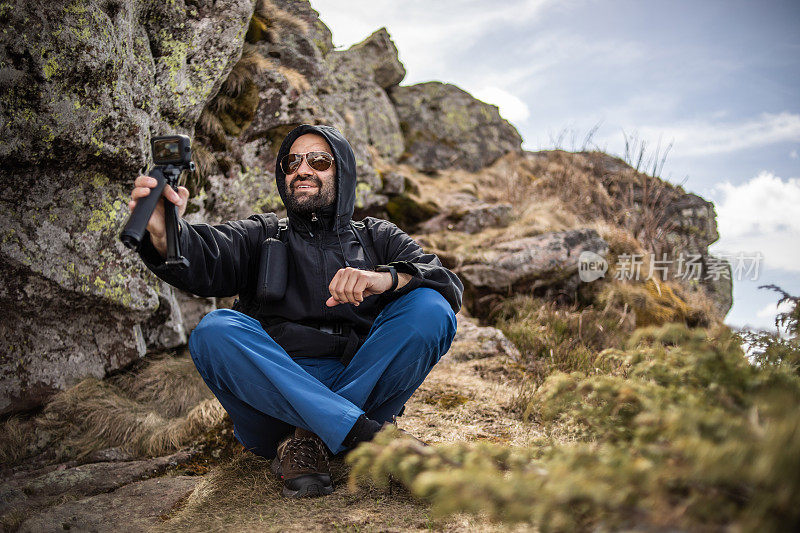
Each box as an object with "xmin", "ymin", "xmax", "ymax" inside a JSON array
[{"xmin": 280, "ymin": 151, "xmax": 334, "ymax": 174}]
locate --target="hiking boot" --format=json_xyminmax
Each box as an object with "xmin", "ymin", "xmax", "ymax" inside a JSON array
[{"xmin": 271, "ymin": 427, "xmax": 333, "ymax": 498}]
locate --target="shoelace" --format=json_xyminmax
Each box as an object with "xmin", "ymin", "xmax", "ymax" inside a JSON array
[{"xmin": 285, "ymin": 437, "xmax": 328, "ymax": 471}]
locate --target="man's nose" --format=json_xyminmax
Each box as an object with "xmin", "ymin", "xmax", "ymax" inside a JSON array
[{"xmin": 296, "ymin": 156, "xmax": 314, "ymax": 176}]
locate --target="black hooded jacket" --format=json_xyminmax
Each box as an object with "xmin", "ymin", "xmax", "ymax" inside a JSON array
[{"xmin": 138, "ymin": 124, "xmax": 463, "ymax": 361}]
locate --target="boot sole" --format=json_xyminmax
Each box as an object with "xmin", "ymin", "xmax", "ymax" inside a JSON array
[
  {"xmin": 282, "ymin": 479, "xmax": 334, "ymax": 498},
  {"xmin": 272, "ymin": 457, "xmax": 333, "ymax": 498}
]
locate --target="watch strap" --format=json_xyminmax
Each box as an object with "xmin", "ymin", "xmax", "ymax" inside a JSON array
[{"xmin": 376, "ymin": 265, "xmax": 398, "ymax": 292}]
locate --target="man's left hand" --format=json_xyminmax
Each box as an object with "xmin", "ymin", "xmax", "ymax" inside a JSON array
[{"xmin": 326, "ymin": 267, "xmax": 410, "ymax": 307}]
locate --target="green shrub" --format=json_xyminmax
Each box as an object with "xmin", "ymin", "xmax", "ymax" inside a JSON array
[{"xmin": 349, "ymin": 323, "xmax": 800, "ymax": 532}]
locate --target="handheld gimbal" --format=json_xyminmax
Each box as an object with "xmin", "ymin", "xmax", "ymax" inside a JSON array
[{"xmin": 119, "ymin": 135, "xmax": 195, "ymax": 268}]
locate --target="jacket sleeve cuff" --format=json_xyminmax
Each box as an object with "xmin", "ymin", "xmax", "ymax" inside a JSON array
[{"xmin": 387, "ymin": 260, "xmax": 421, "ymax": 278}]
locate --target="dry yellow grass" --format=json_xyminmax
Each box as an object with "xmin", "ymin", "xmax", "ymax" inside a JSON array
[
  {"xmin": 0, "ymin": 416, "xmax": 36, "ymax": 464},
  {"xmin": 111, "ymin": 355, "xmax": 213, "ymax": 418},
  {"xmin": 595, "ymin": 278, "xmax": 691, "ymax": 327},
  {"xmin": 38, "ymin": 378, "xmax": 228, "ymax": 458},
  {"xmin": 277, "ymin": 65, "xmax": 310, "ymax": 93},
  {"xmin": 220, "ymin": 45, "xmax": 276, "ymax": 98},
  {"xmin": 250, "ymin": 0, "xmax": 310, "ymax": 44}
]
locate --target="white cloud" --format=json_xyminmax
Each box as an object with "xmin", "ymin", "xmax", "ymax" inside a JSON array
[
  {"xmin": 472, "ymin": 86, "xmax": 531, "ymax": 123},
  {"xmin": 791, "ymin": 149, "xmax": 799, "ymax": 159},
  {"xmin": 749, "ymin": 299, "xmax": 797, "ymax": 335},
  {"xmin": 311, "ymin": 0, "xmax": 556, "ymax": 79},
  {"xmin": 709, "ymin": 171, "xmax": 800, "ymax": 272},
  {"xmin": 756, "ymin": 300, "xmax": 794, "ymax": 319},
  {"xmin": 633, "ymin": 112, "xmax": 800, "ymax": 157}
]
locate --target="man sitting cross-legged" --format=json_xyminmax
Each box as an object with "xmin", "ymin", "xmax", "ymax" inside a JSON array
[{"xmin": 130, "ymin": 124, "xmax": 462, "ymax": 497}]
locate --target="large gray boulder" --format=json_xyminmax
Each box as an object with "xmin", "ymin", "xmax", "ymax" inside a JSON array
[
  {"xmin": 389, "ymin": 82, "xmax": 523, "ymax": 172},
  {"xmin": 0, "ymin": 0, "xmax": 253, "ymax": 415},
  {"xmin": 457, "ymin": 229, "xmax": 610, "ymax": 291}
]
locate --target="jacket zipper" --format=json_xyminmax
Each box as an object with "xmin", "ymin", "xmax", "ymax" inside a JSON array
[
  {"xmin": 312, "ymin": 211, "xmax": 330, "ymax": 316},
  {"xmin": 308, "ymin": 212, "xmax": 316, "ymax": 237}
]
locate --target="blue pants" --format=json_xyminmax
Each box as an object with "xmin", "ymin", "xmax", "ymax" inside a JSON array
[{"xmin": 188, "ymin": 288, "xmax": 457, "ymax": 456}]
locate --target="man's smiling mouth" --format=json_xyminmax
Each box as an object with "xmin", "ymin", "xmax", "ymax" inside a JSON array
[{"xmin": 294, "ymin": 185, "xmax": 318, "ymax": 196}]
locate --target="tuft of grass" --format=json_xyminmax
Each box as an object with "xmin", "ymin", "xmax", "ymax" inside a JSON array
[
  {"xmin": 247, "ymin": 0, "xmax": 310, "ymax": 44},
  {"xmin": 1, "ymin": 354, "xmax": 229, "ymax": 466},
  {"xmin": 491, "ymin": 295, "xmax": 632, "ymax": 387},
  {"xmin": 596, "ymin": 278, "xmax": 691, "ymax": 327},
  {"xmin": 0, "ymin": 416, "xmax": 37, "ymax": 465},
  {"xmin": 219, "ymin": 45, "xmax": 275, "ymax": 98},
  {"xmin": 277, "ymin": 65, "xmax": 310, "ymax": 93},
  {"xmin": 110, "ymin": 355, "xmax": 213, "ymax": 419},
  {"xmin": 196, "ymin": 108, "xmax": 227, "ymax": 151},
  {"xmin": 216, "ymin": 81, "xmax": 261, "ymax": 137},
  {"xmin": 38, "ymin": 378, "xmax": 228, "ymax": 459},
  {"xmin": 527, "ymin": 150, "xmax": 619, "ymax": 223},
  {"xmin": 189, "ymin": 143, "xmax": 218, "ymax": 195}
]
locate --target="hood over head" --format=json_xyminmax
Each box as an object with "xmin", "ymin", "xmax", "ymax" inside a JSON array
[{"xmin": 275, "ymin": 124, "xmax": 357, "ymax": 232}]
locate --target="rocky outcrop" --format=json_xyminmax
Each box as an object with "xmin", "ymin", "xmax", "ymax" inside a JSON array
[
  {"xmin": 321, "ymin": 28, "xmax": 406, "ymax": 161},
  {"xmin": 0, "ymin": 450, "xmax": 194, "ymax": 521},
  {"xmin": 0, "ymin": 0, "xmax": 254, "ymax": 414},
  {"xmin": 198, "ymin": 21, "xmax": 408, "ymax": 224},
  {"xmin": 576, "ymin": 151, "xmax": 732, "ymax": 315},
  {"xmin": 418, "ymin": 193, "xmax": 512, "ymax": 234},
  {"xmin": 457, "ymin": 228, "xmax": 610, "ymax": 295},
  {"xmin": 390, "ymin": 82, "xmax": 523, "ymax": 172},
  {"xmin": 17, "ymin": 475, "xmax": 200, "ymax": 532}
]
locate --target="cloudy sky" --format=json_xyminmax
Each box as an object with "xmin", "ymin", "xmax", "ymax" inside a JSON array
[{"xmin": 311, "ymin": 0, "xmax": 800, "ymax": 332}]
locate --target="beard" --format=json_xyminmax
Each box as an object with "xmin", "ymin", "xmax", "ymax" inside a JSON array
[{"xmin": 285, "ymin": 175, "xmax": 336, "ymax": 216}]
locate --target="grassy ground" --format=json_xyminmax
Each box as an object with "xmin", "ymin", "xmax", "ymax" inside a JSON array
[{"xmin": 155, "ymin": 353, "xmax": 539, "ymax": 532}]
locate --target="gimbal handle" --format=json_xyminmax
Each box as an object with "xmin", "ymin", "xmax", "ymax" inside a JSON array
[{"xmin": 119, "ymin": 166, "xmax": 189, "ymax": 269}]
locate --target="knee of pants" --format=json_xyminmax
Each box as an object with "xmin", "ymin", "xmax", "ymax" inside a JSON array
[
  {"xmin": 405, "ymin": 288, "xmax": 457, "ymax": 357},
  {"xmin": 189, "ymin": 309, "xmax": 256, "ymax": 372}
]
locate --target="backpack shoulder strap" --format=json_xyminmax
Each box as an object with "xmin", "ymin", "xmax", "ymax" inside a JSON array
[
  {"xmin": 248, "ymin": 213, "xmax": 280, "ymax": 240},
  {"xmin": 350, "ymin": 219, "xmax": 378, "ymax": 268}
]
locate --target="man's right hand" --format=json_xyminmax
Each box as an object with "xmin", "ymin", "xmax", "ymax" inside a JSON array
[{"xmin": 128, "ymin": 175, "xmax": 190, "ymax": 258}]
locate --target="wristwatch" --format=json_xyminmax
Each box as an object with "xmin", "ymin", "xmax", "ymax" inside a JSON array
[{"xmin": 375, "ymin": 265, "xmax": 398, "ymax": 292}]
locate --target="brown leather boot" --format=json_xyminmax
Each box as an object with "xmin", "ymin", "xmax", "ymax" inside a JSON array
[{"xmin": 270, "ymin": 427, "xmax": 333, "ymax": 498}]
